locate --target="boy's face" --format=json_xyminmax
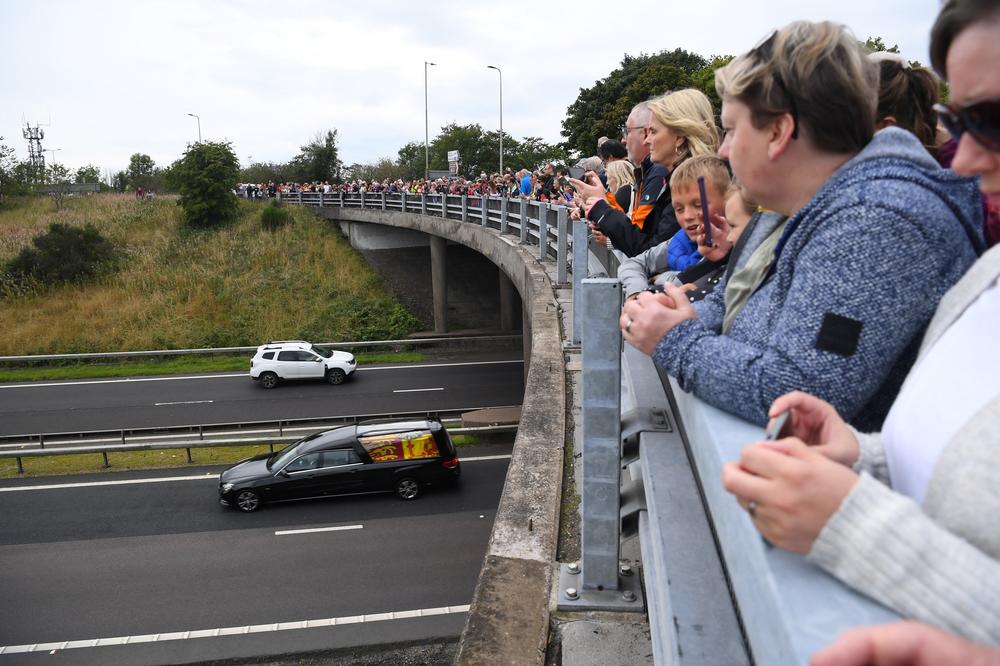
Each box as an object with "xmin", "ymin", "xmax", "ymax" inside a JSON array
[
  {"xmin": 724, "ymin": 193, "xmax": 752, "ymax": 244},
  {"xmin": 672, "ymin": 180, "xmax": 726, "ymax": 242}
]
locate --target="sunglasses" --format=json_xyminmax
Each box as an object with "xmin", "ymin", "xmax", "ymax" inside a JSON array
[
  {"xmin": 934, "ymin": 97, "xmax": 1000, "ymax": 153},
  {"xmin": 749, "ymin": 30, "xmax": 799, "ymax": 140}
]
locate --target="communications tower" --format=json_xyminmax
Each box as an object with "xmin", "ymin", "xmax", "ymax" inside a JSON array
[{"xmin": 22, "ymin": 121, "xmax": 45, "ymax": 179}]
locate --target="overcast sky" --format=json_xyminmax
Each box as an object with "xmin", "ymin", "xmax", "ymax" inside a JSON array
[{"xmin": 1, "ymin": 1, "xmax": 942, "ymax": 177}]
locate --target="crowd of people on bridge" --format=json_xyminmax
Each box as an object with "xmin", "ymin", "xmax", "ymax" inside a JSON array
[{"xmin": 565, "ymin": 2, "xmax": 998, "ymax": 663}]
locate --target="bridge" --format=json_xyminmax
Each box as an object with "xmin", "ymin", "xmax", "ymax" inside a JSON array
[{"xmin": 279, "ymin": 190, "xmax": 900, "ymax": 665}]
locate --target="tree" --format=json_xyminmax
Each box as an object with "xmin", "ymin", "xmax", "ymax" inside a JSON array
[
  {"xmin": 6, "ymin": 223, "xmax": 119, "ymax": 285},
  {"xmin": 45, "ymin": 162, "xmax": 73, "ymax": 210},
  {"xmin": 75, "ymin": 164, "xmax": 102, "ymax": 184},
  {"xmin": 110, "ymin": 170, "xmax": 128, "ymax": 193},
  {"xmin": 290, "ymin": 130, "xmax": 342, "ymax": 183},
  {"xmin": 170, "ymin": 141, "xmax": 240, "ymax": 229},
  {"xmin": 561, "ymin": 49, "xmax": 709, "ymax": 154},
  {"xmin": 691, "ymin": 55, "xmax": 735, "ymax": 120},
  {"xmin": 126, "ymin": 153, "xmax": 156, "ymax": 191},
  {"xmin": 396, "ymin": 142, "xmax": 426, "ymax": 179},
  {"xmin": 864, "ymin": 36, "xmax": 900, "ymax": 53},
  {"xmin": 0, "ymin": 140, "xmax": 19, "ymax": 200},
  {"xmin": 344, "ymin": 157, "xmax": 409, "ymax": 183}
]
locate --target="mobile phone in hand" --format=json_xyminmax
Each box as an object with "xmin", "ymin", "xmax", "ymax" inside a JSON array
[
  {"xmin": 697, "ymin": 176, "xmax": 713, "ymax": 246},
  {"xmin": 765, "ymin": 411, "xmax": 790, "ymax": 441}
]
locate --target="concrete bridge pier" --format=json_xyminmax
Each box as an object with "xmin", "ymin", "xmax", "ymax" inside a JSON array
[
  {"xmin": 499, "ymin": 269, "xmax": 518, "ymax": 331},
  {"xmin": 430, "ymin": 234, "xmax": 448, "ymax": 334}
]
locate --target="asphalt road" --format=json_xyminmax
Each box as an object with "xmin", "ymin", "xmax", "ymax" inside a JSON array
[
  {"xmin": 0, "ymin": 359, "xmax": 525, "ymax": 437},
  {"xmin": 0, "ymin": 446, "xmax": 511, "ymax": 665}
]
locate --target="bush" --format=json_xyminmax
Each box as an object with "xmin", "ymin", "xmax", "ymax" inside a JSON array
[
  {"xmin": 7, "ymin": 222, "xmax": 119, "ymax": 285},
  {"xmin": 260, "ymin": 201, "xmax": 292, "ymax": 231},
  {"xmin": 169, "ymin": 141, "xmax": 240, "ymax": 229}
]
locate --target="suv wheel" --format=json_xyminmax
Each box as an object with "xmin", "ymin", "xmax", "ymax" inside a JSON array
[
  {"xmin": 395, "ymin": 477, "xmax": 420, "ymax": 500},
  {"xmin": 326, "ymin": 368, "xmax": 346, "ymax": 385},
  {"xmin": 259, "ymin": 372, "xmax": 279, "ymax": 389}
]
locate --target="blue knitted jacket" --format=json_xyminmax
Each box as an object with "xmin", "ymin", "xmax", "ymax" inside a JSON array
[
  {"xmin": 654, "ymin": 128, "xmax": 985, "ymax": 430},
  {"xmin": 667, "ymin": 229, "xmax": 703, "ymax": 272}
]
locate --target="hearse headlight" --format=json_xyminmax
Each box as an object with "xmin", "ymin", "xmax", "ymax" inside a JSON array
[{"xmin": 221, "ymin": 482, "xmax": 234, "ymax": 492}]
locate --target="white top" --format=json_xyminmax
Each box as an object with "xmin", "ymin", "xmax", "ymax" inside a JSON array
[{"xmin": 882, "ymin": 276, "xmax": 1000, "ymax": 504}]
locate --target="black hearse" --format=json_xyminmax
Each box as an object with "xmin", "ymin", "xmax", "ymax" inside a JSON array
[{"xmin": 219, "ymin": 418, "xmax": 460, "ymax": 512}]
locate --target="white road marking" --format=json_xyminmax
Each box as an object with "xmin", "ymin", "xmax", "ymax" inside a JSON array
[
  {"xmin": 0, "ymin": 454, "xmax": 512, "ymax": 492},
  {"xmin": 275, "ymin": 524, "xmax": 363, "ymax": 536},
  {"xmin": 0, "ymin": 604, "xmax": 472, "ymax": 655},
  {"xmin": 0, "ymin": 359, "xmax": 523, "ymax": 390},
  {"xmin": 392, "ymin": 387, "xmax": 444, "ymax": 393},
  {"xmin": 154, "ymin": 400, "xmax": 214, "ymax": 406}
]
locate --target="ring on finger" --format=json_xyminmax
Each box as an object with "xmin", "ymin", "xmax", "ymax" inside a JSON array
[
  {"xmin": 747, "ymin": 500, "xmax": 758, "ymax": 518},
  {"xmin": 625, "ymin": 318, "xmax": 634, "ymax": 334}
]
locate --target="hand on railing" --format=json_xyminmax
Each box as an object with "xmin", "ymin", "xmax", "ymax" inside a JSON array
[
  {"xmin": 811, "ymin": 621, "xmax": 1000, "ymax": 666},
  {"xmin": 619, "ymin": 285, "xmax": 696, "ymax": 355}
]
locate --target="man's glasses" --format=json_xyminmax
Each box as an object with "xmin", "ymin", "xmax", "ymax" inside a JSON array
[
  {"xmin": 749, "ymin": 30, "xmax": 799, "ymax": 140},
  {"xmin": 934, "ymin": 98, "xmax": 1000, "ymax": 153},
  {"xmin": 620, "ymin": 125, "xmax": 648, "ymax": 139}
]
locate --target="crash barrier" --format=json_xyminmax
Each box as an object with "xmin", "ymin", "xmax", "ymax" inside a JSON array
[
  {"xmin": 281, "ymin": 193, "xmax": 898, "ymax": 664},
  {"xmin": 0, "ymin": 409, "xmax": 519, "ymax": 474},
  {"xmin": 0, "ymin": 334, "xmax": 522, "ymax": 364}
]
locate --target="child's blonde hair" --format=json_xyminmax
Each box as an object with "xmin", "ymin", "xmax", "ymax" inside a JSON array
[{"xmin": 669, "ymin": 154, "xmax": 731, "ymax": 197}]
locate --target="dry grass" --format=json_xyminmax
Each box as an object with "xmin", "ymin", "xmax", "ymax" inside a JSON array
[{"xmin": 0, "ymin": 195, "xmax": 420, "ymax": 354}]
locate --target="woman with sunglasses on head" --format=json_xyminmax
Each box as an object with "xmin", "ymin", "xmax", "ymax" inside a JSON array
[
  {"xmin": 724, "ymin": 1, "xmax": 1000, "ymax": 645},
  {"xmin": 623, "ymin": 20, "xmax": 984, "ymax": 432}
]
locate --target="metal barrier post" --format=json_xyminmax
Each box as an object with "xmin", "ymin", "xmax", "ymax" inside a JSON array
[
  {"xmin": 421, "ymin": 193, "xmax": 427, "ymax": 216},
  {"xmin": 339, "ymin": 191, "xmax": 344, "ymax": 207},
  {"xmin": 319, "ymin": 191, "xmax": 324, "ymax": 207},
  {"xmin": 461, "ymin": 195, "xmax": 468, "ymax": 223},
  {"xmin": 538, "ymin": 203, "xmax": 549, "ymax": 261},
  {"xmin": 401, "ymin": 191, "xmax": 406, "ymax": 212},
  {"xmin": 557, "ymin": 206, "xmax": 568, "ymax": 284},
  {"xmin": 500, "ymin": 197, "xmax": 509, "ymax": 233},
  {"xmin": 442, "ymin": 195, "xmax": 448, "ymax": 219},
  {"xmin": 571, "ymin": 218, "xmax": 589, "ymax": 345},
  {"xmin": 481, "ymin": 198, "xmax": 489, "ymax": 227},
  {"xmin": 381, "ymin": 192, "xmax": 386, "ymax": 210},
  {"xmin": 101, "ymin": 451, "xmax": 110, "ymax": 468},
  {"xmin": 519, "ymin": 199, "xmax": 528, "ymax": 243},
  {"xmin": 558, "ymin": 278, "xmax": 640, "ymax": 611}
]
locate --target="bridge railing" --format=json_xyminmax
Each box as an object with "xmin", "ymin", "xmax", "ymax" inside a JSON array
[{"xmin": 281, "ymin": 191, "xmax": 900, "ymax": 664}]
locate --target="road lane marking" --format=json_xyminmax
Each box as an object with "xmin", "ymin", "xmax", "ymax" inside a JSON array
[
  {"xmin": 0, "ymin": 473, "xmax": 218, "ymax": 492},
  {"xmin": 0, "ymin": 455, "xmax": 511, "ymax": 492},
  {"xmin": 0, "ymin": 604, "xmax": 472, "ymax": 655},
  {"xmin": 154, "ymin": 400, "xmax": 214, "ymax": 406},
  {"xmin": 275, "ymin": 524, "xmax": 363, "ymax": 536},
  {"xmin": 392, "ymin": 387, "xmax": 444, "ymax": 393},
  {"xmin": 0, "ymin": 359, "xmax": 524, "ymax": 389}
]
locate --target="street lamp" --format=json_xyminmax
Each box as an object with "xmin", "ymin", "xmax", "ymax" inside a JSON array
[
  {"xmin": 44, "ymin": 148, "xmax": 60, "ymax": 177},
  {"xmin": 424, "ymin": 61, "xmax": 436, "ymax": 180},
  {"xmin": 187, "ymin": 113, "xmax": 201, "ymax": 142},
  {"xmin": 487, "ymin": 65, "xmax": 503, "ymax": 174}
]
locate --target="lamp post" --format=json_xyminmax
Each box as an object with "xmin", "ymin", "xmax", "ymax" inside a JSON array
[
  {"xmin": 424, "ymin": 61, "xmax": 436, "ymax": 180},
  {"xmin": 487, "ymin": 65, "xmax": 503, "ymax": 174},
  {"xmin": 187, "ymin": 113, "xmax": 201, "ymax": 142}
]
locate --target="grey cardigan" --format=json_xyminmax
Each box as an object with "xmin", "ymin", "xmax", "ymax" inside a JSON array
[{"xmin": 808, "ymin": 243, "xmax": 1000, "ymax": 644}]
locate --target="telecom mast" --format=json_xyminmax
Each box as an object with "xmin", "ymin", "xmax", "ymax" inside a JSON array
[{"xmin": 22, "ymin": 121, "xmax": 46, "ymax": 180}]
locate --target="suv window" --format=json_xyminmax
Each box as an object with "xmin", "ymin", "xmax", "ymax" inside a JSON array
[
  {"xmin": 262, "ymin": 351, "xmax": 275, "ymax": 360},
  {"xmin": 278, "ymin": 350, "xmax": 315, "ymax": 362},
  {"xmin": 322, "ymin": 449, "xmax": 361, "ymax": 468},
  {"xmin": 284, "ymin": 452, "xmax": 321, "ymax": 473}
]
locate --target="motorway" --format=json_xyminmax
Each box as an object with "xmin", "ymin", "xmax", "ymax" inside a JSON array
[
  {"xmin": 0, "ymin": 358, "xmax": 525, "ymax": 437},
  {"xmin": 0, "ymin": 445, "xmax": 512, "ymax": 665}
]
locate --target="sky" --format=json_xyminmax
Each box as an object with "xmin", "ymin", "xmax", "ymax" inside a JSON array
[{"xmin": 1, "ymin": 0, "xmax": 943, "ymax": 177}]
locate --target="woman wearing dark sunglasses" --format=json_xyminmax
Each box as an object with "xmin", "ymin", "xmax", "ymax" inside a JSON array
[{"xmin": 721, "ymin": 0, "xmax": 1000, "ymax": 651}]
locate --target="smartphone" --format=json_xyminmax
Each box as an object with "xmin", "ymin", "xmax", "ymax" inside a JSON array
[
  {"xmin": 568, "ymin": 166, "xmax": 585, "ymax": 180},
  {"xmin": 697, "ymin": 176, "xmax": 713, "ymax": 247},
  {"xmin": 765, "ymin": 410, "xmax": 790, "ymax": 441}
]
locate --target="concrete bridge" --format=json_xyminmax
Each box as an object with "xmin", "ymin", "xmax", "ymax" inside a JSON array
[{"xmin": 285, "ymin": 191, "xmax": 900, "ymax": 666}]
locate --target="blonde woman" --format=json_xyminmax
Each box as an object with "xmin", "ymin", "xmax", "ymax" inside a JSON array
[{"xmin": 572, "ymin": 88, "xmax": 719, "ymax": 257}]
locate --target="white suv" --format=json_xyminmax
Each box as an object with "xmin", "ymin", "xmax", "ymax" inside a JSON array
[{"xmin": 250, "ymin": 341, "xmax": 357, "ymax": 389}]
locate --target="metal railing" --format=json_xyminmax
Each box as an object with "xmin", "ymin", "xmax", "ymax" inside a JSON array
[
  {"xmin": 1, "ymin": 407, "xmax": 520, "ymax": 474},
  {"xmin": 0, "ymin": 334, "xmax": 522, "ymax": 364},
  {"xmin": 282, "ymin": 189, "xmax": 900, "ymax": 664}
]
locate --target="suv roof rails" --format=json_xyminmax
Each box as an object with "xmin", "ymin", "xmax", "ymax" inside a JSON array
[
  {"xmin": 266, "ymin": 340, "xmax": 310, "ymax": 346},
  {"xmin": 355, "ymin": 415, "xmax": 441, "ymax": 430}
]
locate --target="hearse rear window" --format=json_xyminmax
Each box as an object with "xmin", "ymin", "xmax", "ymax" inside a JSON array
[{"xmin": 359, "ymin": 430, "xmax": 440, "ymax": 462}]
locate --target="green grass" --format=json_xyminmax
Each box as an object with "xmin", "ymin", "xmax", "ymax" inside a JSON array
[
  {"xmin": 0, "ymin": 194, "xmax": 424, "ymax": 354},
  {"xmin": 0, "ymin": 435, "xmax": 483, "ymax": 479},
  {"xmin": 0, "ymin": 352, "xmax": 426, "ymax": 383}
]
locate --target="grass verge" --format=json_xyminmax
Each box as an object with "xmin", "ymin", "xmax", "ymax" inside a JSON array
[
  {"xmin": 0, "ymin": 435, "xmax": 482, "ymax": 479},
  {"xmin": 0, "ymin": 351, "xmax": 426, "ymax": 383}
]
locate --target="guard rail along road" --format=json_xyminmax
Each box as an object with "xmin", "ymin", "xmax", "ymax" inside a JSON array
[{"xmin": 274, "ymin": 190, "xmax": 898, "ymax": 665}]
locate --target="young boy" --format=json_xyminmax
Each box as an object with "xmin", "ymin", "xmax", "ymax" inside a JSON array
[{"xmin": 618, "ymin": 155, "xmax": 732, "ymax": 297}]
